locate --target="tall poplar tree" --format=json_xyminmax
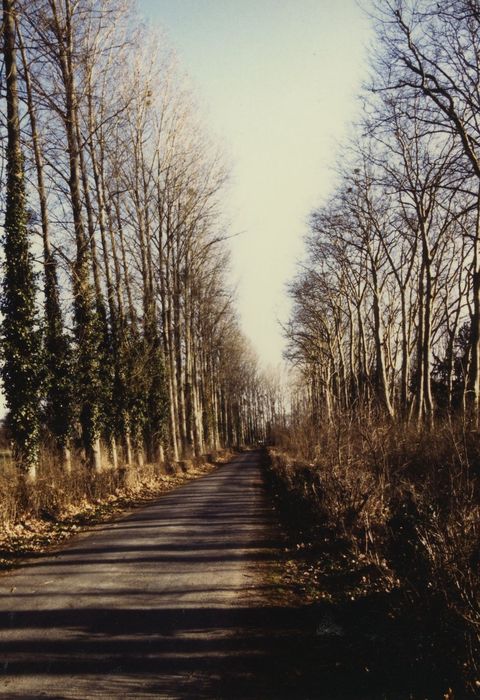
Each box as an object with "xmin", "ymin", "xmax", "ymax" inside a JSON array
[{"xmin": 1, "ymin": 0, "xmax": 41, "ymax": 480}]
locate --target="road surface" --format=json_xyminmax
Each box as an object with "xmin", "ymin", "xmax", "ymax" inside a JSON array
[{"xmin": 0, "ymin": 450, "xmax": 304, "ymax": 699}]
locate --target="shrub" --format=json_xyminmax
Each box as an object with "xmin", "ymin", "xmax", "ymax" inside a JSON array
[{"xmin": 269, "ymin": 414, "xmax": 480, "ymax": 693}]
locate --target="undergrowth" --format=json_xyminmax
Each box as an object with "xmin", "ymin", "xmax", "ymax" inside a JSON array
[
  {"xmin": 267, "ymin": 415, "xmax": 480, "ymax": 699},
  {"xmin": 0, "ymin": 449, "xmax": 232, "ymax": 570}
]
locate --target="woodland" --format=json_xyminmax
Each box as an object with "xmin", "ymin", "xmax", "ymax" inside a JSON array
[
  {"xmin": 0, "ymin": 0, "xmax": 284, "ymax": 589},
  {"xmin": 0, "ymin": 0, "xmax": 278, "ymax": 484},
  {"xmin": 277, "ymin": 1, "xmax": 480, "ymax": 695},
  {"xmin": 1, "ymin": 0, "xmax": 480, "ymax": 698}
]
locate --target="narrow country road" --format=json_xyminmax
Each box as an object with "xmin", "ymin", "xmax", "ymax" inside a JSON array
[{"xmin": 0, "ymin": 451, "xmax": 305, "ymax": 699}]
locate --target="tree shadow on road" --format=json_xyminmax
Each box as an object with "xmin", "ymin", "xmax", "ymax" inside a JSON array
[
  {"xmin": 0, "ymin": 455, "xmax": 454, "ymax": 698},
  {"xmin": 0, "ymin": 599, "xmax": 451, "ymax": 699}
]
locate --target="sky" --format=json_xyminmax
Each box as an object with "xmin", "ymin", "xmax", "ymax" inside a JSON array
[{"xmin": 137, "ymin": 0, "xmax": 373, "ymax": 367}]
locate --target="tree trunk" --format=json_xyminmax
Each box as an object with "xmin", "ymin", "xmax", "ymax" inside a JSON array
[
  {"xmin": 371, "ymin": 265, "xmax": 394, "ymax": 418},
  {"xmin": 2, "ymin": 0, "xmax": 40, "ymax": 480},
  {"xmin": 466, "ymin": 194, "xmax": 480, "ymax": 425},
  {"xmin": 50, "ymin": 0, "xmax": 101, "ymax": 468}
]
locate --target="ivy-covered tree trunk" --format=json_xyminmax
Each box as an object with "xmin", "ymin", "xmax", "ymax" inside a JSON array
[
  {"xmin": 1, "ymin": 0, "xmax": 41, "ymax": 480},
  {"xmin": 48, "ymin": 0, "xmax": 103, "ymax": 471},
  {"xmin": 18, "ymin": 23, "xmax": 73, "ymax": 469},
  {"xmin": 145, "ymin": 326, "xmax": 168, "ymax": 464},
  {"xmin": 44, "ymin": 269, "xmax": 73, "ymax": 465}
]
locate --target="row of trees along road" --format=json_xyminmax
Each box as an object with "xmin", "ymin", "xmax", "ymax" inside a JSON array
[
  {"xmin": 1, "ymin": 0, "xmax": 276, "ymax": 482},
  {"xmin": 286, "ymin": 0, "xmax": 480, "ymax": 427}
]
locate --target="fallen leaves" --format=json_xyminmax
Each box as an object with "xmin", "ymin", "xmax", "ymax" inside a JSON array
[{"xmin": 0, "ymin": 460, "xmax": 217, "ymax": 571}]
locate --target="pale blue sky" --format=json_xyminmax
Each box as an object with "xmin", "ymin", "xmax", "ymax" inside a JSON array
[{"xmin": 137, "ymin": 0, "xmax": 373, "ymax": 366}]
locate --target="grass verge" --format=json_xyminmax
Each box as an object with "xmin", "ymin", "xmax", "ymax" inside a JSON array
[
  {"xmin": 0, "ymin": 451, "xmax": 234, "ymax": 572},
  {"xmin": 264, "ymin": 430, "xmax": 480, "ymax": 700}
]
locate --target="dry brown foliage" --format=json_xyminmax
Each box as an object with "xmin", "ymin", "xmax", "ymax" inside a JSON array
[
  {"xmin": 269, "ymin": 414, "xmax": 480, "ymax": 693},
  {"xmin": 0, "ymin": 447, "xmax": 225, "ymax": 569}
]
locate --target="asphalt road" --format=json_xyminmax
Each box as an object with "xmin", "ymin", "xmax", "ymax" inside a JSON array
[{"xmin": 0, "ymin": 450, "xmax": 305, "ymax": 699}]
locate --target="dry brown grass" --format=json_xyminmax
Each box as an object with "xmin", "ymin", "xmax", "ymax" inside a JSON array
[
  {"xmin": 269, "ymin": 414, "xmax": 480, "ymax": 694},
  {"xmin": 0, "ymin": 446, "xmax": 228, "ymax": 569}
]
